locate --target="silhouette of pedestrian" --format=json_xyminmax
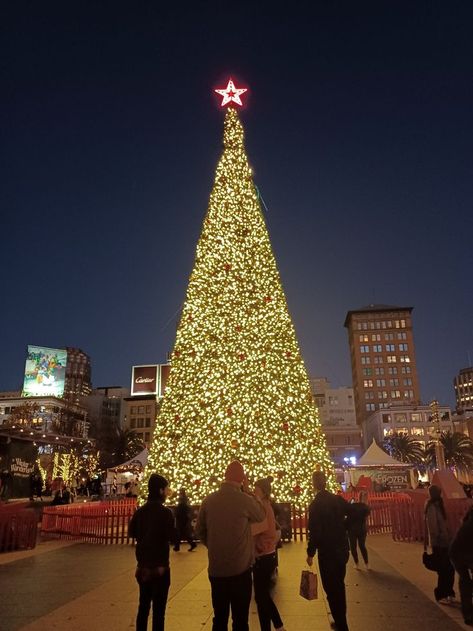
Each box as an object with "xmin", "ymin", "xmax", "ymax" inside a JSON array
[
  {"xmin": 346, "ymin": 490, "xmax": 370, "ymax": 570},
  {"xmin": 129, "ymin": 473, "xmax": 177, "ymax": 631},
  {"xmin": 173, "ymin": 488, "xmax": 197, "ymax": 552},
  {"xmin": 306, "ymin": 471, "xmax": 350, "ymax": 631},
  {"xmin": 197, "ymin": 460, "xmax": 265, "ymax": 631}
]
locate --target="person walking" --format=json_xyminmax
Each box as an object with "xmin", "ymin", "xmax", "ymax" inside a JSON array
[
  {"xmin": 306, "ymin": 471, "xmax": 350, "ymax": 631},
  {"xmin": 128, "ymin": 473, "xmax": 177, "ymax": 631},
  {"xmin": 346, "ymin": 490, "xmax": 371, "ymax": 570},
  {"xmin": 252, "ymin": 477, "xmax": 286, "ymax": 631},
  {"xmin": 424, "ymin": 484, "xmax": 455, "ymax": 604},
  {"xmin": 449, "ymin": 505, "xmax": 473, "ymax": 625},
  {"xmin": 196, "ymin": 460, "xmax": 266, "ymax": 631},
  {"xmin": 173, "ymin": 488, "xmax": 197, "ymax": 552}
]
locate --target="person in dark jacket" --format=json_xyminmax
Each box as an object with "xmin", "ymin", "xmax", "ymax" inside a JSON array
[
  {"xmin": 450, "ymin": 505, "xmax": 473, "ymax": 625},
  {"xmin": 424, "ymin": 485, "xmax": 455, "ymax": 604},
  {"xmin": 346, "ymin": 490, "xmax": 371, "ymax": 570},
  {"xmin": 173, "ymin": 488, "xmax": 196, "ymax": 552},
  {"xmin": 128, "ymin": 473, "xmax": 177, "ymax": 631},
  {"xmin": 306, "ymin": 471, "xmax": 350, "ymax": 631}
]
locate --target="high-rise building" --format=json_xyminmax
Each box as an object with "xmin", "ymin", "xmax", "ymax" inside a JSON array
[
  {"xmin": 454, "ymin": 367, "xmax": 473, "ymax": 411},
  {"xmin": 311, "ymin": 378, "xmax": 361, "ymax": 464},
  {"xmin": 344, "ymin": 305, "xmax": 421, "ymax": 431},
  {"xmin": 64, "ymin": 347, "xmax": 92, "ymax": 402}
]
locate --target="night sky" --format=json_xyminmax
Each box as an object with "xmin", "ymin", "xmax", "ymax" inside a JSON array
[{"xmin": 2, "ymin": 2, "xmax": 473, "ymax": 406}]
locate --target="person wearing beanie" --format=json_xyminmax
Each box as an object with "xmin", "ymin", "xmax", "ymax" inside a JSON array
[
  {"xmin": 252, "ymin": 477, "xmax": 286, "ymax": 631},
  {"xmin": 196, "ymin": 460, "xmax": 266, "ymax": 630},
  {"xmin": 424, "ymin": 484, "xmax": 455, "ymax": 604},
  {"xmin": 128, "ymin": 473, "xmax": 177, "ymax": 631}
]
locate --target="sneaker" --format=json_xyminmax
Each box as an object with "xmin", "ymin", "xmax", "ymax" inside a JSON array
[
  {"xmin": 365, "ymin": 563, "xmax": 371, "ymax": 571},
  {"xmin": 173, "ymin": 545, "xmax": 180, "ymax": 552},
  {"xmin": 188, "ymin": 543, "xmax": 197, "ymax": 552},
  {"xmin": 437, "ymin": 598, "xmax": 450, "ymax": 605},
  {"xmin": 355, "ymin": 563, "xmax": 361, "ymax": 570}
]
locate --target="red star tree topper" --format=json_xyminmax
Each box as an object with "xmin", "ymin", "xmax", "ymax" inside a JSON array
[{"xmin": 215, "ymin": 78, "xmax": 248, "ymax": 107}]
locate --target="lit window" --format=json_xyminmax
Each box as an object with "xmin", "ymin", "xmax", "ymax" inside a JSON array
[
  {"xmin": 387, "ymin": 356, "xmax": 396, "ymax": 363},
  {"xmin": 363, "ymin": 380, "xmax": 373, "ymax": 387},
  {"xmin": 400, "ymin": 355, "xmax": 410, "ymax": 363},
  {"xmin": 371, "ymin": 334, "xmax": 381, "ymax": 341}
]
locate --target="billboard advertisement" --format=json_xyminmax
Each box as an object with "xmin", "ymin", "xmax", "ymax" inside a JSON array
[
  {"xmin": 131, "ymin": 365, "xmax": 159, "ymax": 396},
  {"xmin": 22, "ymin": 345, "xmax": 67, "ymax": 398}
]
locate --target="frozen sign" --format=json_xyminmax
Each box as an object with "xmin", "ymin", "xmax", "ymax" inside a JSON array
[
  {"xmin": 131, "ymin": 365, "xmax": 159, "ymax": 396},
  {"xmin": 22, "ymin": 345, "xmax": 67, "ymax": 397}
]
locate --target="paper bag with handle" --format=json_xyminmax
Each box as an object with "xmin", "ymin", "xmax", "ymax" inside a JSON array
[{"xmin": 300, "ymin": 569, "xmax": 318, "ymax": 600}]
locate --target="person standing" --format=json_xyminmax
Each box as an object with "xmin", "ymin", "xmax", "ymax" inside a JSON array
[
  {"xmin": 128, "ymin": 473, "xmax": 177, "ymax": 631},
  {"xmin": 196, "ymin": 460, "xmax": 266, "ymax": 631},
  {"xmin": 424, "ymin": 484, "xmax": 455, "ymax": 604},
  {"xmin": 252, "ymin": 477, "xmax": 286, "ymax": 631},
  {"xmin": 450, "ymin": 505, "xmax": 473, "ymax": 624},
  {"xmin": 173, "ymin": 488, "xmax": 197, "ymax": 552},
  {"xmin": 346, "ymin": 490, "xmax": 371, "ymax": 570},
  {"xmin": 306, "ymin": 471, "xmax": 350, "ymax": 631}
]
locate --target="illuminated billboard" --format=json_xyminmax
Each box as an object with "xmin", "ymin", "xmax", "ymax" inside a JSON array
[
  {"xmin": 131, "ymin": 365, "xmax": 159, "ymax": 396},
  {"xmin": 22, "ymin": 345, "xmax": 68, "ymax": 398}
]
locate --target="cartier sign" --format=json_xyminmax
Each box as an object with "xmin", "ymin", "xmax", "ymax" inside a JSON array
[{"xmin": 131, "ymin": 365, "xmax": 159, "ymax": 396}]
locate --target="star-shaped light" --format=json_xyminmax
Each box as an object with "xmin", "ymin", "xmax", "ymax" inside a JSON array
[{"xmin": 215, "ymin": 78, "xmax": 248, "ymax": 107}]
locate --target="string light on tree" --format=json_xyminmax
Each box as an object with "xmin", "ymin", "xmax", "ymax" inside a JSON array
[{"xmin": 142, "ymin": 78, "xmax": 335, "ymax": 507}]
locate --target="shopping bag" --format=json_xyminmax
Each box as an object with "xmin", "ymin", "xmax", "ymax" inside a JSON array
[{"xmin": 299, "ymin": 569, "xmax": 318, "ymax": 600}]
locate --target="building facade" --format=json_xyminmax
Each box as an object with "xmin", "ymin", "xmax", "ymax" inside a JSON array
[
  {"xmin": 122, "ymin": 363, "xmax": 171, "ymax": 448},
  {"xmin": 344, "ymin": 305, "xmax": 421, "ymax": 432},
  {"xmin": 363, "ymin": 403, "xmax": 453, "ymax": 449},
  {"xmin": 311, "ymin": 378, "xmax": 361, "ymax": 464},
  {"xmin": 64, "ymin": 347, "xmax": 92, "ymax": 402},
  {"xmin": 454, "ymin": 367, "xmax": 473, "ymax": 411}
]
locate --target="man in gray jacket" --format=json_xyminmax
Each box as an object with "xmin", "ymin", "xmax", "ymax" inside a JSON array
[{"xmin": 197, "ymin": 460, "xmax": 266, "ymax": 631}]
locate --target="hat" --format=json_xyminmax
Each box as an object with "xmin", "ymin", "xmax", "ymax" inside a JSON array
[
  {"xmin": 225, "ymin": 460, "xmax": 246, "ymax": 484},
  {"xmin": 255, "ymin": 477, "xmax": 273, "ymax": 498},
  {"xmin": 148, "ymin": 473, "xmax": 168, "ymax": 499}
]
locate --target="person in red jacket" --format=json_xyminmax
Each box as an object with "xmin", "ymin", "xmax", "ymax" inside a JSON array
[{"xmin": 128, "ymin": 473, "xmax": 177, "ymax": 631}]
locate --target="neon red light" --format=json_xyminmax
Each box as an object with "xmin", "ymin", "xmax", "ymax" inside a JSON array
[{"xmin": 214, "ymin": 78, "xmax": 248, "ymax": 107}]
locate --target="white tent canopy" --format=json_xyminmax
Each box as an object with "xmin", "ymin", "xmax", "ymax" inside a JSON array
[
  {"xmin": 357, "ymin": 439, "xmax": 405, "ymax": 467},
  {"xmin": 107, "ymin": 448, "xmax": 149, "ymax": 473}
]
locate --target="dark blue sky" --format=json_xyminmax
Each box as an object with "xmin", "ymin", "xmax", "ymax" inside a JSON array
[{"xmin": 2, "ymin": 2, "xmax": 472, "ymax": 406}]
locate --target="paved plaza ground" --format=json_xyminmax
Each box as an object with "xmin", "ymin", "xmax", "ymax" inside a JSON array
[{"xmin": 0, "ymin": 534, "xmax": 469, "ymax": 630}]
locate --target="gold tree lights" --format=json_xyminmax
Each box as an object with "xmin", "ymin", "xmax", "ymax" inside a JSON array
[{"xmin": 143, "ymin": 79, "xmax": 335, "ymax": 505}]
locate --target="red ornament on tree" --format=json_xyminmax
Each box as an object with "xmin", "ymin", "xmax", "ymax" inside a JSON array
[
  {"xmin": 264, "ymin": 296, "xmax": 272, "ymax": 303},
  {"xmin": 174, "ymin": 415, "xmax": 181, "ymax": 422},
  {"xmin": 286, "ymin": 351, "xmax": 292, "ymax": 358},
  {"xmin": 282, "ymin": 422, "xmax": 289, "ymax": 432},
  {"xmin": 224, "ymin": 263, "xmax": 232, "ymax": 272},
  {"xmin": 194, "ymin": 479, "xmax": 201, "ymax": 487},
  {"xmin": 227, "ymin": 407, "xmax": 233, "ymax": 416},
  {"xmin": 293, "ymin": 484, "xmax": 302, "ymax": 495},
  {"xmin": 238, "ymin": 353, "xmax": 246, "ymax": 361}
]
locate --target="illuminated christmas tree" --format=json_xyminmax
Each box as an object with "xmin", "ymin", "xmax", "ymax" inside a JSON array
[{"xmin": 144, "ymin": 79, "xmax": 335, "ymax": 505}]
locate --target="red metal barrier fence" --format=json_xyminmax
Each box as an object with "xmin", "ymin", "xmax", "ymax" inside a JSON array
[
  {"xmin": 0, "ymin": 508, "xmax": 38, "ymax": 552},
  {"xmin": 41, "ymin": 498, "xmax": 137, "ymax": 545},
  {"xmin": 39, "ymin": 493, "xmax": 473, "ymax": 546}
]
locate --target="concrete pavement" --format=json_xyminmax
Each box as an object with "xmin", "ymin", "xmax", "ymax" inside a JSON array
[{"xmin": 0, "ymin": 535, "xmax": 469, "ymax": 630}]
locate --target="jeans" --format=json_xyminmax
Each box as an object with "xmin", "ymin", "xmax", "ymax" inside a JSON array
[
  {"xmin": 318, "ymin": 549, "xmax": 350, "ymax": 631},
  {"xmin": 432, "ymin": 546, "xmax": 455, "ymax": 601},
  {"xmin": 348, "ymin": 529, "xmax": 368, "ymax": 565},
  {"xmin": 136, "ymin": 569, "xmax": 170, "ymax": 631},
  {"xmin": 209, "ymin": 568, "xmax": 252, "ymax": 631},
  {"xmin": 253, "ymin": 553, "xmax": 283, "ymax": 631}
]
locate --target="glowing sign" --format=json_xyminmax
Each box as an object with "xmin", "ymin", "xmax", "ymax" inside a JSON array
[
  {"xmin": 215, "ymin": 78, "xmax": 247, "ymax": 107},
  {"xmin": 22, "ymin": 345, "xmax": 67, "ymax": 397}
]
